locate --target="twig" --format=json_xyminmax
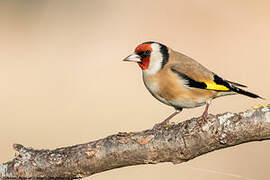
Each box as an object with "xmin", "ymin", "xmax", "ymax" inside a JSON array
[{"xmin": 1, "ymin": 104, "xmax": 270, "ymax": 179}]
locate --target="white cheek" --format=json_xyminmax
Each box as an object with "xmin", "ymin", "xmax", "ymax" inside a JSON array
[
  {"xmin": 143, "ymin": 57, "xmax": 161, "ymax": 75},
  {"xmin": 142, "ymin": 43, "xmax": 163, "ymax": 75},
  {"xmin": 143, "ymin": 54, "xmax": 163, "ymax": 76}
]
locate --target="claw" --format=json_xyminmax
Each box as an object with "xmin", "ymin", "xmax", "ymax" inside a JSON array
[{"xmin": 153, "ymin": 109, "xmax": 182, "ymax": 130}]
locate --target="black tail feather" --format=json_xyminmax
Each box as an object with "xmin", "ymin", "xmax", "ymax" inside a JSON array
[
  {"xmin": 225, "ymin": 80, "xmax": 247, "ymax": 88},
  {"xmin": 230, "ymin": 86, "xmax": 263, "ymax": 99},
  {"xmin": 213, "ymin": 74, "xmax": 263, "ymax": 99}
]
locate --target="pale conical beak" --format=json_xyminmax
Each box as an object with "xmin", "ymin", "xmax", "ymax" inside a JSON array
[{"xmin": 123, "ymin": 52, "xmax": 141, "ymax": 62}]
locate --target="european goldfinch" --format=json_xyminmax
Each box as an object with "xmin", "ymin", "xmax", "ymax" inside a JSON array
[{"xmin": 123, "ymin": 41, "xmax": 262, "ymax": 125}]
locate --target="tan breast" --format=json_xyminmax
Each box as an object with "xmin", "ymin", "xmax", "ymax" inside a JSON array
[{"xmin": 142, "ymin": 66, "xmax": 218, "ymax": 108}]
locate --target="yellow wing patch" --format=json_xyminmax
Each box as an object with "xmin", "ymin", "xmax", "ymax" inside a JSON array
[{"xmin": 204, "ymin": 82, "xmax": 230, "ymax": 91}]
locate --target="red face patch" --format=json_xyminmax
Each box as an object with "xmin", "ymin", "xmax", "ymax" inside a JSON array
[
  {"xmin": 135, "ymin": 44, "xmax": 152, "ymax": 70},
  {"xmin": 138, "ymin": 56, "xmax": 150, "ymax": 70}
]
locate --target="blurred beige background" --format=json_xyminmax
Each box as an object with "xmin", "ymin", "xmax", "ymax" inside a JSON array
[{"xmin": 1, "ymin": 0, "xmax": 270, "ymax": 179}]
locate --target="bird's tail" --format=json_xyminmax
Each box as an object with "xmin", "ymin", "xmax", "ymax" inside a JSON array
[{"xmin": 228, "ymin": 84, "xmax": 263, "ymax": 99}]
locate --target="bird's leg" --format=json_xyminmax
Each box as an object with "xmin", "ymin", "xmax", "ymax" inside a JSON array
[
  {"xmin": 202, "ymin": 102, "xmax": 210, "ymax": 119},
  {"xmin": 199, "ymin": 100, "xmax": 212, "ymax": 124},
  {"xmin": 162, "ymin": 109, "xmax": 182, "ymax": 124},
  {"xmin": 154, "ymin": 108, "xmax": 182, "ymax": 129}
]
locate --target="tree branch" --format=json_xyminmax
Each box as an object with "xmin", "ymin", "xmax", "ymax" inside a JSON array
[{"xmin": 1, "ymin": 104, "xmax": 270, "ymax": 179}]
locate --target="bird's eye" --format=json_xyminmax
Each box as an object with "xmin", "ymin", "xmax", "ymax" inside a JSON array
[{"xmin": 145, "ymin": 50, "xmax": 151, "ymax": 55}]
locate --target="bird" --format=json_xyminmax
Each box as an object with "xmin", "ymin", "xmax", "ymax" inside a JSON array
[{"xmin": 123, "ymin": 41, "xmax": 262, "ymax": 126}]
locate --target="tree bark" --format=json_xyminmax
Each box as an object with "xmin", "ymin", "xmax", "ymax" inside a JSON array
[{"xmin": 1, "ymin": 104, "xmax": 270, "ymax": 179}]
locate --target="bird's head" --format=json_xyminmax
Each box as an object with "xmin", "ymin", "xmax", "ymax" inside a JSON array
[{"xmin": 123, "ymin": 41, "xmax": 169, "ymax": 74}]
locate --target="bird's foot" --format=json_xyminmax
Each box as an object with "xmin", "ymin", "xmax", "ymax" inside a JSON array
[
  {"xmin": 153, "ymin": 110, "xmax": 181, "ymax": 130},
  {"xmin": 197, "ymin": 113, "xmax": 215, "ymax": 129},
  {"xmin": 153, "ymin": 119, "xmax": 175, "ymax": 130},
  {"xmin": 197, "ymin": 112, "xmax": 208, "ymax": 127},
  {"xmin": 197, "ymin": 102, "xmax": 211, "ymax": 126}
]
